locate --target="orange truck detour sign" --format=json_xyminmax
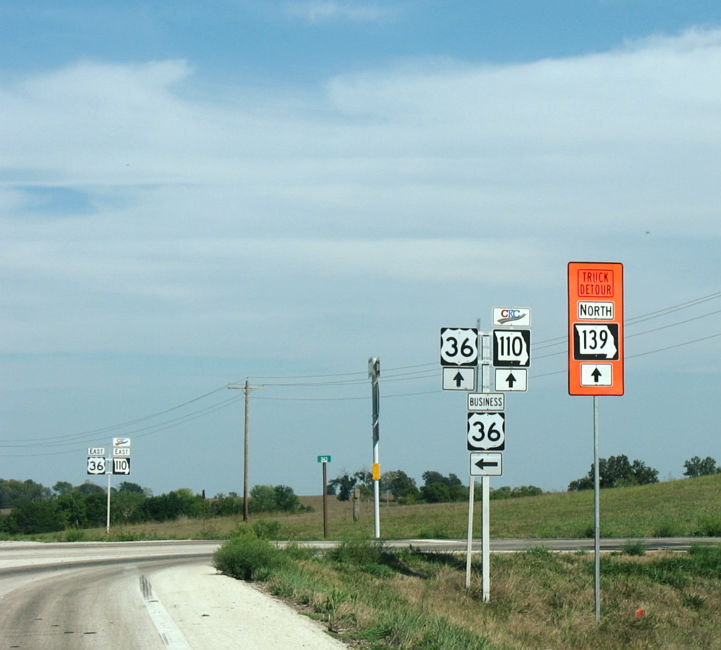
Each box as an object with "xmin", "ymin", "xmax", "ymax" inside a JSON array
[{"xmin": 567, "ymin": 262, "xmax": 624, "ymax": 396}]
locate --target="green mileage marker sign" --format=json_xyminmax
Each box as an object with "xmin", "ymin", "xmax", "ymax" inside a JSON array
[{"xmin": 317, "ymin": 455, "xmax": 331, "ymax": 463}]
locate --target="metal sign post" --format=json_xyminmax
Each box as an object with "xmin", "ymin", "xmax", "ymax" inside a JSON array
[
  {"xmin": 568, "ymin": 261, "xmax": 624, "ymax": 623},
  {"xmin": 368, "ymin": 358, "xmax": 381, "ymax": 539},
  {"xmin": 444, "ymin": 311, "xmax": 530, "ymax": 598},
  {"xmin": 465, "ymin": 324, "xmax": 482, "ymax": 589},
  {"xmin": 594, "ymin": 396, "xmax": 601, "ymax": 622},
  {"xmin": 86, "ymin": 439, "xmax": 133, "ymax": 534},
  {"xmin": 106, "ymin": 472, "xmax": 112, "ymax": 535},
  {"xmin": 480, "ymin": 331, "xmax": 491, "ymax": 603}
]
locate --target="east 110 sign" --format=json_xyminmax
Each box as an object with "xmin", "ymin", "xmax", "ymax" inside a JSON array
[{"xmin": 113, "ymin": 457, "xmax": 131, "ymax": 475}]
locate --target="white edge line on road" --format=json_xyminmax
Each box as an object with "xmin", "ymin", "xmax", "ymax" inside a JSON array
[{"xmin": 139, "ymin": 573, "xmax": 192, "ymax": 649}]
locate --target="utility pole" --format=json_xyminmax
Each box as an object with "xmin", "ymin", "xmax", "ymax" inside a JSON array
[
  {"xmin": 228, "ymin": 380, "xmax": 263, "ymax": 522},
  {"xmin": 368, "ymin": 357, "xmax": 380, "ymax": 539}
]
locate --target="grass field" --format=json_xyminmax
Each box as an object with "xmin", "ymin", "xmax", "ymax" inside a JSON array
[
  {"xmin": 17, "ymin": 473, "xmax": 721, "ymax": 542},
  {"xmin": 213, "ymin": 532, "xmax": 721, "ymax": 649},
  {"xmin": 11, "ymin": 476, "xmax": 721, "ymax": 647}
]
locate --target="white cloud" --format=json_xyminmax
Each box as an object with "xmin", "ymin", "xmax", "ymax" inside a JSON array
[{"xmin": 2, "ymin": 28, "xmax": 721, "ymax": 359}]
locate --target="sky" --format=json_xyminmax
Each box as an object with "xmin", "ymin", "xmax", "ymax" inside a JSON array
[{"xmin": 2, "ymin": 1, "xmax": 721, "ymax": 502}]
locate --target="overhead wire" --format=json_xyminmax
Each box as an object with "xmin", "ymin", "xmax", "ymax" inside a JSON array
[{"xmin": 3, "ymin": 288, "xmax": 721, "ymax": 450}]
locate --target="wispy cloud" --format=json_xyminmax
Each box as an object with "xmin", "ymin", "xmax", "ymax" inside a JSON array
[
  {"xmin": 283, "ymin": 1, "xmax": 393, "ymax": 24},
  {"xmin": 2, "ymin": 28, "xmax": 721, "ymax": 357}
]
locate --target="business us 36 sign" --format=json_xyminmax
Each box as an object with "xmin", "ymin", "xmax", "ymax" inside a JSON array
[{"xmin": 467, "ymin": 412, "xmax": 505, "ymax": 451}]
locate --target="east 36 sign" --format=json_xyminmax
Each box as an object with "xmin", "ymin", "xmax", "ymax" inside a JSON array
[{"xmin": 87, "ymin": 457, "xmax": 106, "ymax": 475}]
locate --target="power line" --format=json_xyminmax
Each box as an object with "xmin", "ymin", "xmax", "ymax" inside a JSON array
[
  {"xmin": 4, "ymin": 288, "xmax": 721, "ymax": 449},
  {"xmin": 0, "ymin": 383, "xmax": 231, "ymax": 444},
  {"xmin": 531, "ymin": 330, "xmax": 721, "ymax": 379},
  {"xmin": 0, "ymin": 394, "xmax": 243, "ymax": 450}
]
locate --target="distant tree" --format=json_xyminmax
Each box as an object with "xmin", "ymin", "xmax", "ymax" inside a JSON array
[
  {"xmin": 354, "ymin": 470, "xmax": 373, "ymax": 498},
  {"xmin": 248, "ymin": 485, "xmax": 301, "ymax": 513},
  {"xmin": 420, "ymin": 471, "xmax": 465, "ymax": 503},
  {"xmin": 56, "ymin": 492, "xmax": 88, "ymax": 528},
  {"xmin": 76, "ymin": 481, "xmax": 105, "ymax": 495},
  {"xmin": 0, "ymin": 478, "xmax": 51, "ymax": 508},
  {"xmin": 84, "ymin": 493, "xmax": 109, "ymax": 527},
  {"xmin": 52, "ymin": 481, "xmax": 74, "ymax": 496},
  {"xmin": 329, "ymin": 473, "xmax": 358, "ymax": 501},
  {"xmin": 111, "ymin": 491, "xmax": 146, "ymax": 524},
  {"xmin": 490, "ymin": 485, "xmax": 543, "ymax": 500},
  {"xmin": 117, "ymin": 481, "xmax": 144, "ymax": 494},
  {"xmin": 381, "ymin": 470, "xmax": 419, "ymax": 501},
  {"xmin": 421, "ymin": 471, "xmax": 446, "ymax": 487},
  {"xmin": 629, "ymin": 459, "xmax": 659, "ymax": 486},
  {"xmin": 568, "ymin": 454, "xmax": 659, "ymax": 490},
  {"xmin": 209, "ymin": 494, "xmax": 243, "ymax": 517},
  {"xmin": 683, "ymin": 456, "xmax": 720, "ymax": 478},
  {"xmin": 3, "ymin": 499, "xmax": 66, "ymax": 534},
  {"xmin": 273, "ymin": 485, "xmax": 300, "ymax": 512},
  {"xmin": 567, "ymin": 476, "xmax": 593, "ymax": 491},
  {"xmin": 420, "ymin": 482, "xmax": 451, "ymax": 503}
]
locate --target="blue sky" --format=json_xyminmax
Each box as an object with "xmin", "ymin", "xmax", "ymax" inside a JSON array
[{"xmin": 2, "ymin": 1, "xmax": 721, "ymax": 502}]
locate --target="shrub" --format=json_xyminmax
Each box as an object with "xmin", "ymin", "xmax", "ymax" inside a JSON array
[
  {"xmin": 252, "ymin": 519, "xmax": 282, "ymax": 539},
  {"xmin": 621, "ymin": 539, "xmax": 646, "ymax": 556},
  {"xmin": 328, "ymin": 538, "xmax": 384, "ymax": 566},
  {"xmin": 213, "ymin": 532, "xmax": 287, "ymax": 581},
  {"xmin": 63, "ymin": 528, "xmax": 87, "ymax": 542},
  {"xmin": 326, "ymin": 539, "xmax": 395, "ymax": 577},
  {"xmin": 652, "ymin": 519, "xmax": 683, "ymax": 537},
  {"xmin": 696, "ymin": 515, "xmax": 721, "ymax": 537}
]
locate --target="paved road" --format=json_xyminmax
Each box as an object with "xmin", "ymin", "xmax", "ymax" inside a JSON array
[
  {"xmin": 0, "ymin": 541, "xmax": 346, "ymax": 649},
  {"xmin": 2, "ymin": 537, "xmax": 718, "ymax": 648}
]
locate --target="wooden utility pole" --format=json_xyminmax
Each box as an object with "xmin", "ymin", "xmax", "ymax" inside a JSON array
[{"xmin": 228, "ymin": 380, "xmax": 263, "ymax": 521}]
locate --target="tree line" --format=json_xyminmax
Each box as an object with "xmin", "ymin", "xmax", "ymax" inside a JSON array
[
  {"xmin": 1, "ymin": 453, "xmax": 718, "ymax": 535},
  {"xmin": 0, "ymin": 479, "xmax": 307, "ymax": 535},
  {"xmin": 328, "ymin": 469, "xmax": 542, "ymax": 503},
  {"xmin": 567, "ymin": 454, "xmax": 721, "ymax": 491}
]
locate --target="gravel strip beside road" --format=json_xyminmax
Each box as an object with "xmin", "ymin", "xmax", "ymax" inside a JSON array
[{"xmin": 148, "ymin": 560, "xmax": 349, "ymax": 649}]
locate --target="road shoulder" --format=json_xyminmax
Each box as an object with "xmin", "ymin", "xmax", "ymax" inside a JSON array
[{"xmin": 147, "ymin": 560, "xmax": 348, "ymax": 649}]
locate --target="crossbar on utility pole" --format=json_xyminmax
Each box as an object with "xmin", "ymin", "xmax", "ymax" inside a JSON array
[{"xmin": 228, "ymin": 380, "xmax": 264, "ymax": 522}]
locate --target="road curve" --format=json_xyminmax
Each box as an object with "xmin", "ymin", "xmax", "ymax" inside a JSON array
[
  {"xmin": 0, "ymin": 541, "xmax": 346, "ymax": 650},
  {"xmin": 1, "ymin": 536, "xmax": 717, "ymax": 648}
]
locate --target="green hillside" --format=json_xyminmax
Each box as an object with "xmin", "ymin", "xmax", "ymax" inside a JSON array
[
  {"xmin": 288, "ymin": 474, "xmax": 721, "ymax": 540},
  {"xmin": 10, "ymin": 474, "xmax": 721, "ymax": 542}
]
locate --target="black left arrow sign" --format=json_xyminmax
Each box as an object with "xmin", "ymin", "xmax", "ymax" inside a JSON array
[{"xmin": 474, "ymin": 458, "xmax": 499, "ymax": 471}]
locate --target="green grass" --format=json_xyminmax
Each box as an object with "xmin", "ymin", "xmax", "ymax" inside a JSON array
[
  {"xmin": 8, "ymin": 474, "xmax": 721, "ymax": 542},
  {"xmin": 213, "ymin": 531, "xmax": 721, "ymax": 649}
]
